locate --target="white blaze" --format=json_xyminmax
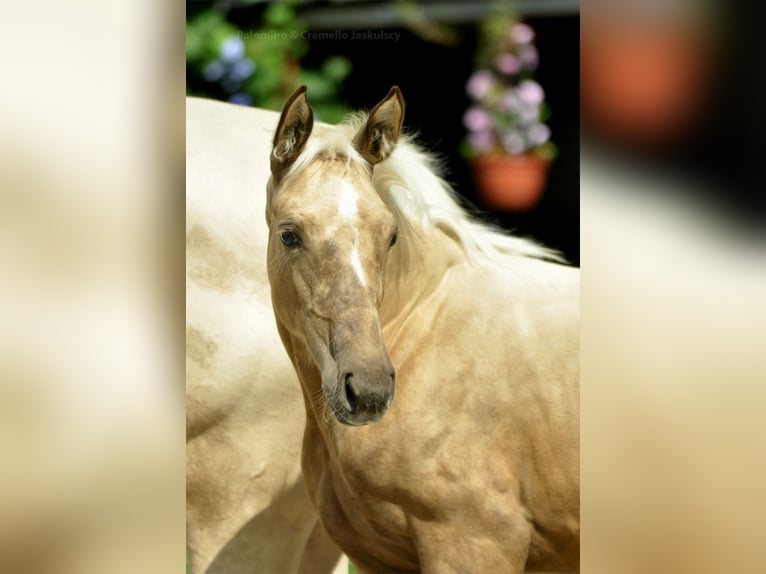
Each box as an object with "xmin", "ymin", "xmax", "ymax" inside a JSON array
[
  {"xmin": 338, "ymin": 181, "xmax": 359, "ymax": 220},
  {"xmin": 337, "ymin": 181, "xmax": 366, "ymax": 286},
  {"xmin": 350, "ymin": 246, "xmax": 366, "ymax": 287}
]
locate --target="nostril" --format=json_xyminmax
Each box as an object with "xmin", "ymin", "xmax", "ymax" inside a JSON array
[
  {"xmin": 387, "ymin": 370, "xmax": 396, "ymax": 390},
  {"xmin": 343, "ymin": 373, "xmax": 357, "ymax": 413}
]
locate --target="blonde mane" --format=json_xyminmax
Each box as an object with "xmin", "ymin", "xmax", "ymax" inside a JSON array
[{"xmin": 284, "ymin": 112, "xmax": 564, "ymax": 269}]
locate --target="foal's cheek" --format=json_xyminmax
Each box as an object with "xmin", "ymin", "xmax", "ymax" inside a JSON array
[{"xmin": 287, "ymin": 274, "xmax": 312, "ymax": 325}]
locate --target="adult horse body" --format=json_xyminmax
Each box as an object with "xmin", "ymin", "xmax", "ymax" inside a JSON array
[
  {"xmin": 186, "ymin": 97, "xmax": 347, "ymax": 574},
  {"xmin": 266, "ymin": 87, "xmax": 579, "ymax": 573}
]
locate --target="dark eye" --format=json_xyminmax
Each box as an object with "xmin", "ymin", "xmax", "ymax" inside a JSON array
[
  {"xmin": 280, "ymin": 230, "xmax": 301, "ymax": 247},
  {"xmin": 389, "ymin": 229, "xmax": 398, "ymax": 248}
]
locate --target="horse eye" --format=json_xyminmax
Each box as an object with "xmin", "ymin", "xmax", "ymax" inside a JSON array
[
  {"xmin": 280, "ymin": 230, "xmax": 301, "ymax": 247},
  {"xmin": 389, "ymin": 230, "xmax": 398, "ymax": 248}
]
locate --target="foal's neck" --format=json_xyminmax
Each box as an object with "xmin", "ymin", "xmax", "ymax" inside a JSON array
[{"xmin": 380, "ymin": 226, "xmax": 466, "ymax": 331}]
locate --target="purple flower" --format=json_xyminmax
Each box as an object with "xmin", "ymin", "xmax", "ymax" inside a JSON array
[
  {"xmin": 495, "ymin": 54, "xmax": 520, "ymax": 75},
  {"xmin": 220, "ymin": 36, "xmax": 245, "ymax": 63},
  {"xmin": 517, "ymin": 80, "xmax": 544, "ymax": 106},
  {"xmin": 519, "ymin": 45, "xmax": 539, "ymax": 69},
  {"xmin": 466, "ymin": 70, "xmax": 494, "ymax": 100},
  {"xmin": 203, "ymin": 60, "xmax": 225, "ymax": 82},
  {"xmin": 501, "ymin": 132, "xmax": 526, "ymax": 155},
  {"xmin": 468, "ymin": 130, "xmax": 495, "ymax": 153},
  {"xmin": 527, "ymin": 123, "xmax": 551, "ymax": 146},
  {"xmin": 463, "ymin": 107, "xmax": 493, "ymax": 132},
  {"xmin": 510, "ymin": 23, "xmax": 535, "ymax": 44}
]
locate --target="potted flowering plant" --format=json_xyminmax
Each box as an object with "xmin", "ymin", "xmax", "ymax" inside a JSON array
[{"xmin": 463, "ymin": 12, "xmax": 557, "ymax": 210}]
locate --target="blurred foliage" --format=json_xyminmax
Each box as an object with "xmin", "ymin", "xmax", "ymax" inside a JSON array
[
  {"xmin": 394, "ymin": 0, "xmax": 461, "ymax": 46},
  {"xmin": 186, "ymin": 1, "xmax": 351, "ymax": 122}
]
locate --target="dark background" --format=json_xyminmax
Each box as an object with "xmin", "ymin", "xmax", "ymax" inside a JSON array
[
  {"xmin": 189, "ymin": 1, "xmax": 580, "ymax": 264},
  {"xmin": 304, "ymin": 15, "xmax": 580, "ymax": 265}
]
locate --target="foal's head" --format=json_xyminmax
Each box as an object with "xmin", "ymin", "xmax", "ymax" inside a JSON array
[{"xmin": 266, "ymin": 86, "xmax": 405, "ymax": 426}]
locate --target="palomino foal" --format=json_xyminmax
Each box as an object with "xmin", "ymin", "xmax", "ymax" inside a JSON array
[{"xmin": 266, "ymin": 86, "xmax": 580, "ymax": 573}]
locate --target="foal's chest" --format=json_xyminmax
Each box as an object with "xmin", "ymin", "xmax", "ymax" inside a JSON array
[{"xmin": 315, "ymin": 461, "xmax": 420, "ymax": 571}]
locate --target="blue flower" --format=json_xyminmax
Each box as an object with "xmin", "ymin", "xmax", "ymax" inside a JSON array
[
  {"xmin": 202, "ymin": 60, "xmax": 225, "ymax": 82},
  {"xmin": 221, "ymin": 77, "xmax": 242, "ymax": 94},
  {"xmin": 228, "ymin": 93, "xmax": 253, "ymax": 106},
  {"xmin": 230, "ymin": 58, "xmax": 256, "ymax": 82},
  {"xmin": 220, "ymin": 36, "xmax": 245, "ymax": 63}
]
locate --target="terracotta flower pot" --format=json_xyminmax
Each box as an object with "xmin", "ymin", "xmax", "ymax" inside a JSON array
[
  {"xmin": 472, "ymin": 154, "xmax": 551, "ymax": 211},
  {"xmin": 581, "ymin": 23, "xmax": 711, "ymax": 144}
]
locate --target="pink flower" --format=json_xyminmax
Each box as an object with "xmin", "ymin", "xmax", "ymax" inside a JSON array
[
  {"xmin": 518, "ymin": 102, "xmax": 540, "ymax": 124},
  {"xmin": 519, "ymin": 45, "xmax": 539, "ymax": 69},
  {"xmin": 527, "ymin": 123, "xmax": 551, "ymax": 146},
  {"xmin": 495, "ymin": 54, "xmax": 520, "ymax": 75},
  {"xmin": 510, "ymin": 23, "xmax": 535, "ymax": 44},
  {"xmin": 466, "ymin": 70, "xmax": 494, "ymax": 100},
  {"xmin": 468, "ymin": 130, "xmax": 495, "ymax": 153},
  {"xmin": 501, "ymin": 132, "xmax": 526, "ymax": 155},
  {"xmin": 517, "ymin": 80, "xmax": 544, "ymax": 106},
  {"xmin": 463, "ymin": 107, "xmax": 493, "ymax": 132},
  {"xmin": 498, "ymin": 89, "xmax": 519, "ymax": 113}
]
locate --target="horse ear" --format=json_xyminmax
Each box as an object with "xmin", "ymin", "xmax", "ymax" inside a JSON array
[
  {"xmin": 353, "ymin": 86, "xmax": 405, "ymax": 165},
  {"xmin": 271, "ymin": 85, "xmax": 314, "ymax": 180}
]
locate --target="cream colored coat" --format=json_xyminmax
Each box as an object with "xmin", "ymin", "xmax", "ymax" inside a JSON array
[
  {"xmin": 265, "ymin": 88, "xmax": 580, "ymax": 573},
  {"xmin": 186, "ymin": 97, "xmax": 347, "ymax": 574}
]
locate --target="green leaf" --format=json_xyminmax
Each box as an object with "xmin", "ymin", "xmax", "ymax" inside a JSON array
[
  {"xmin": 298, "ymin": 69, "xmax": 335, "ymax": 101},
  {"xmin": 186, "ymin": 1, "xmax": 350, "ymax": 120},
  {"xmin": 534, "ymin": 141, "xmax": 559, "ymax": 160},
  {"xmin": 186, "ymin": 9, "xmax": 224, "ymax": 63},
  {"xmin": 264, "ymin": 2, "xmax": 297, "ymax": 28},
  {"xmin": 314, "ymin": 102, "xmax": 349, "ymax": 124},
  {"xmin": 322, "ymin": 56, "xmax": 352, "ymax": 83},
  {"xmin": 186, "ymin": 8, "xmax": 238, "ymax": 64}
]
